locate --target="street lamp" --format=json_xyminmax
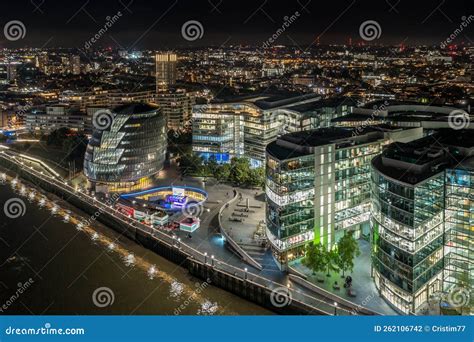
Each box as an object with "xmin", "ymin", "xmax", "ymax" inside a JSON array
[
  {"xmin": 211, "ymin": 255, "xmax": 215, "ymax": 267},
  {"xmin": 177, "ymin": 238, "xmax": 181, "ymax": 249},
  {"xmin": 204, "ymin": 252, "xmax": 208, "ymax": 264},
  {"xmin": 244, "ymin": 267, "xmax": 248, "ymax": 280},
  {"xmin": 334, "ymin": 302, "xmax": 338, "ymax": 315}
]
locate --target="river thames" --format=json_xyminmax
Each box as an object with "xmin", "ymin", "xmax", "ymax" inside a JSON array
[{"xmin": 0, "ymin": 182, "xmax": 270, "ymax": 315}]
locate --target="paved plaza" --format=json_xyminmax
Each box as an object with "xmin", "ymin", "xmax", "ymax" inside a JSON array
[{"xmin": 292, "ymin": 240, "xmax": 398, "ymax": 315}]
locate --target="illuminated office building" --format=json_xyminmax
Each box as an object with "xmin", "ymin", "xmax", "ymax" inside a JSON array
[
  {"xmin": 265, "ymin": 126, "xmax": 422, "ymax": 269},
  {"xmin": 192, "ymin": 94, "xmax": 353, "ymax": 167},
  {"xmin": 155, "ymin": 53, "xmax": 177, "ymax": 92},
  {"xmin": 371, "ymin": 130, "xmax": 474, "ymax": 314},
  {"xmin": 155, "ymin": 89, "xmax": 196, "ymax": 131},
  {"xmin": 444, "ymin": 162, "xmax": 474, "ymax": 315},
  {"xmin": 84, "ymin": 103, "xmax": 166, "ymax": 193}
]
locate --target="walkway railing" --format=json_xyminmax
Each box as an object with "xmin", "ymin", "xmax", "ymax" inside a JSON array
[
  {"xmin": 0, "ymin": 151, "xmax": 374, "ymax": 316},
  {"xmin": 218, "ymin": 189, "xmax": 263, "ymax": 270}
]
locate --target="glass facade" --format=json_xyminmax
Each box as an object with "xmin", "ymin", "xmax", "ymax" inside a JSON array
[
  {"xmin": 192, "ymin": 103, "xmax": 299, "ymax": 167},
  {"xmin": 191, "ymin": 98, "xmax": 352, "ymax": 168},
  {"xmin": 266, "ymin": 153, "xmax": 316, "ymax": 264},
  {"xmin": 444, "ymin": 168, "xmax": 474, "ymax": 314},
  {"xmin": 84, "ymin": 104, "xmax": 166, "ymax": 193},
  {"xmin": 371, "ymin": 164, "xmax": 444, "ymax": 313},
  {"xmin": 265, "ymin": 129, "xmax": 386, "ymax": 269}
]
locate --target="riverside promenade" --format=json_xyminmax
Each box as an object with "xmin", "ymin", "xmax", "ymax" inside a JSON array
[{"xmin": 0, "ymin": 148, "xmax": 382, "ymax": 316}]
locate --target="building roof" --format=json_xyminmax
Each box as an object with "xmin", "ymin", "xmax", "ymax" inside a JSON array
[
  {"xmin": 291, "ymin": 97, "xmax": 357, "ymax": 113},
  {"xmin": 266, "ymin": 126, "xmax": 395, "ymax": 160},
  {"xmin": 211, "ymin": 92, "xmax": 321, "ymax": 110},
  {"xmin": 113, "ymin": 102, "xmax": 159, "ymax": 115},
  {"xmin": 373, "ymin": 130, "xmax": 474, "ymax": 185}
]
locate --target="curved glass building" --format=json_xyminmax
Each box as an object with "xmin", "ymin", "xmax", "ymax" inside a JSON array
[
  {"xmin": 265, "ymin": 126, "xmax": 421, "ymax": 270},
  {"xmin": 371, "ymin": 131, "xmax": 474, "ymax": 314},
  {"xmin": 84, "ymin": 103, "xmax": 166, "ymax": 193}
]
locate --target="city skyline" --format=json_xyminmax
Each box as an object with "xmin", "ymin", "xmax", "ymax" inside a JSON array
[{"xmin": 0, "ymin": 0, "xmax": 472, "ymax": 324}]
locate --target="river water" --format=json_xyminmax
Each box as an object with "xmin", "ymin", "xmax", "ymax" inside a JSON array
[{"xmin": 0, "ymin": 181, "xmax": 270, "ymax": 315}]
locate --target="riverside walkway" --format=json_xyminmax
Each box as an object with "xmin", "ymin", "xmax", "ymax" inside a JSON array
[{"xmin": 0, "ymin": 148, "xmax": 381, "ymax": 316}]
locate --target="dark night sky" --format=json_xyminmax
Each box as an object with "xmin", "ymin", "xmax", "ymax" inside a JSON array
[{"xmin": 1, "ymin": 0, "xmax": 473, "ymax": 49}]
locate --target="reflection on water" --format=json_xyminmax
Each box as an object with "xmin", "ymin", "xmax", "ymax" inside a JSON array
[{"xmin": 0, "ymin": 177, "xmax": 271, "ymax": 315}]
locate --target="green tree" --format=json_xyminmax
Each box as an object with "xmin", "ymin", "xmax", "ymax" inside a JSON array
[
  {"xmin": 215, "ymin": 163, "xmax": 231, "ymax": 182},
  {"xmin": 63, "ymin": 134, "xmax": 88, "ymax": 161},
  {"xmin": 324, "ymin": 249, "xmax": 340, "ymax": 277},
  {"xmin": 228, "ymin": 157, "xmax": 251, "ymax": 186},
  {"xmin": 303, "ymin": 242, "xmax": 326, "ymax": 276},
  {"xmin": 204, "ymin": 155, "xmax": 219, "ymax": 175},
  {"xmin": 248, "ymin": 166, "xmax": 265, "ymax": 189},
  {"xmin": 46, "ymin": 127, "xmax": 71, "ymax": 147},
  {"xmin": 336, "ymin": 231, "xmax": 360, "ymax": 277},
  {"xmin": 177, "ymin": 153, "xmax": 203, "ymax": 175}
]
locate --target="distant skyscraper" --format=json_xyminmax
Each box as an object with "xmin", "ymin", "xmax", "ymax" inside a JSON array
[
  {"xmin": 6, "ymin": 64, "xmax": 16, "ymax": 81},
  {"xmin": 155, "ymin": 53, "xmax": 177, "ymax": 92},
  {"xmin": 70, "ymin": 55, "xmax": 81, "ymax": 75},
  {"xmin": 35, "ymin": 53, "xmax": 49, "ymax": 74},
  {"xmin": 155, "ymin": 89, "xmax": 195, "ymax": 131}
]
